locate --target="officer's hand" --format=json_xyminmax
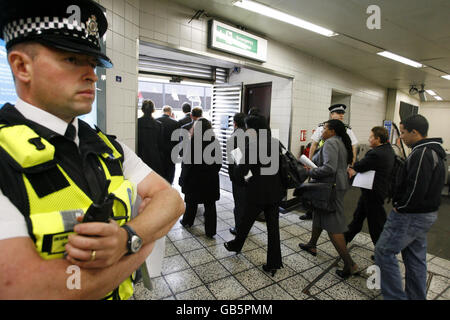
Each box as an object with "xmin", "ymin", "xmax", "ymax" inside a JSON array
[{"xmin": 64, "ymin": 219, "xmax": 128, "ymax": 269}]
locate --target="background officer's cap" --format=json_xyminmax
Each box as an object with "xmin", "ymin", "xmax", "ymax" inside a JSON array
[
  {"xmin": 328, "ymin": 104, "xmax": 347, "ymax": 114},
  {"xmin": 0, "ymin": 0, "xmax": 112, "ymax": 68}
]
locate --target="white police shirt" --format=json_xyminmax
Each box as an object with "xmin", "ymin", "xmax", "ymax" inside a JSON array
[
  {"xmin": 0, "ymin": 98, "xmax": 152, "ymax": 240},
  {"xmin": 311, "ymin": 124, "xmax": 358, "ymax": 146}
]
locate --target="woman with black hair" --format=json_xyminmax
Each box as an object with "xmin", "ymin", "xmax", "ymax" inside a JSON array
[
  {"xmin": 179, "ymin": 118, "xmax": 222, "ymax": 238},
  {"xmin": 137, "ymin": 100, "xmax": 165, "ymax": 176},
  {"xmin": 224, "ymin": 114, "xmax": 286, "ymax": 276},
  {"xmin": 298, "ymin": 119, "xmax": 359, "ymax": 279}
]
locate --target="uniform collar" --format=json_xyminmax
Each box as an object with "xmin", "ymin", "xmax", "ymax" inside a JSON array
[{"xmin": 15, "ymin": 98, "xmax": 80, "ymax": 146}]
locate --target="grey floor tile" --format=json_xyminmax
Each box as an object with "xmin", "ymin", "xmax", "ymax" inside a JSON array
[
  {"xmin": 429, "ymin": 275, "xmax": 450, "ymax": 294},
  {"xmin": 240, "ymin": 238, "xmax": 260, "ymax": 253},
  {"xmin": 175, "ymin": 285, "xmax": 216, "ymax": 300},
  {"xmin": 313, "ymin": 271, "xmax": 342, "ymax": 291},
  {"xmin": 167, "ymin": 227, "xmax": 194, "ymax": 242},
  {"xmin": 429, "ymin": 256, "xmax": 450, "ymax": 271},
  {"xmin": 243, "ymin": 247, "xmax": 267, "ymax": 266},
  {"xmin": 314, "ymin": 292, "xmax": 334, "ymax": 300},
  {"xmin": 278, "ymin": 217, "xmax": 293, "ymax": 229},
  {"xmin": 325, "ymin": 282, "xmax": 370, "ymax": 300},
  {"xmin": 196, "ymin": 233, "xmax": 225, "ymax": 247},
  {"xmin": 193, "ymin": 261, "xmax": 232, "ymax": 284},
  {"xmin": 216, "ymin": 229, "xmax": 235, "ymax": 242},
  {"xmin": 283, "ymin": 253, "xmax": 317, "ymax": 273},
  {"xmin": 172, "ymin": 237, "xmax": 203, "ymax": 253},
  {"xmin": 248, "ymin": 233, "xmax": 268, "ymax": 247},
  {"xmin": 165, "ymin": 241, "xmax": 179, "ymax": 257},
  {"xmin": 183, "ymin": 247, "xmax": 216, "ymax": 267},
  {"xmin": 217, "ymin": 219, "xmax": 232, "ymax": 232},
  {"xmin": 162, "ymin": 254, "xmax": 190, "ymax": 275},
  {"xmin": 133, "ymin": 278, "xmax": 172, "ymax": 300},
  {"xmin": 282, "ymin": 224, "xmax": 308, "ymax": 237},
  {"xmin": 220, "ymin": 254, "xmax": 255, "ymax": 274},
  {"xmin": 300, "ymin": 266, "xmax": 326, "ymax": 282},
  {"xmin": 428, "ymin": 262, "xmax": 450, "ymax": 276},
  {"xmin": 164, "ymin": 269, "xmax": 203, "ymax": 294},
  {"xmin": 238, "ymin": 294, "xmax": 256, "ymax": 300},
  {"xmin": 268, "ymin": 265, "xmax": 297, "ymax": 282},
  {"xmin": 253, "ymin": 284, "xmax": 294, "ymax": 300},
  {"xmin": 218, "ymin": 210, "xmax": 235, "ymax": 220},
  {"xmin": 234, "ymin": 267, "xmax": 274, "ymax": 292},
  {"xmin": 278, "ymin": 274, "xmax": 310, "ymax": 299},
  {"xmin": 280, "ymin": 229, "xmax": 295, "ymax": 241},
  {"xmin": 208, "ymin": 276, "xmax": 249, "ymax": 300},
  {"xmin": 206, "ymin": 243, "xmax": 237, "ymax": 260},
  {"xmin": 346, "ymin": 274, "xmax": 380, "ymax": 299}
]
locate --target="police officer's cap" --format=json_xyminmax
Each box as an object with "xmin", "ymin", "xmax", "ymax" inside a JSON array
[
  {"xmin": 328, "ymin": 104, "xmax": 347, "ymax": 114},
  {"xmin": 0, "ymin": 0, "xmax": 112, "ymax": 68}
]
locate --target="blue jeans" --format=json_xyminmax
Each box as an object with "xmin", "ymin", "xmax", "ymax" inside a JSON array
[{"xmin": 375, "ymin": 209, "xmax": 437, "ymax": 300}]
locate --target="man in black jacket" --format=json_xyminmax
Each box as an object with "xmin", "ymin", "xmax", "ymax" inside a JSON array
[
  {"xmin": 226, "ymin": 112, "xmax": 247, "ymax": 235},
  {"xmin": 157, "ymin": 106, "xmax": 181, "ymax": 184},
  {"xmin": 178, "ymin": 102, "xmax": 192, "ymax": 127},
  {"xmin": 375, "ymin": 115, "xmax": 446, "ymax": 300},
  {"xmin": 345, "ymin": 126, "xmax": 395, "ymax": 248}
]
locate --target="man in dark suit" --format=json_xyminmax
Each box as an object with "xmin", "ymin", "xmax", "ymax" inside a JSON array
[
  {"xmin": 157, "ymin": 106, "xmax": 181, "ymax": 184},
  {"xmin": 181, "ymin": 107, "xmax": 203, "ymax": 132},
  {"xmin": 226, "ymin": 112, "xmax": 247, "ymax": 235},
  {"xmin": 137, "ymin": 100, "xmax": 164, "ymax": 176},
  {"xmin": 345, "ymin": 126, "xmax": 395, "ymax": 249},
  {"xmin": 178, "ymin": 102, "xmax": 192, "ymax": 127}
]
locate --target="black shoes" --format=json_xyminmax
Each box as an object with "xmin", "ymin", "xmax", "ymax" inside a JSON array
[
  {"xmin": 299, "ymin": 211, "xmax": 313, "ymax": 220},
  {"xmin": 180, "ymin": 220, "xmax": 191, "ymax": 228},
  {"xmin": 335, "ymin": 264, "xmax": 360, "ymax": 279},
  {"xmin": 262, "ymin": 264, "xmax": 280, "ymax": 277},
  {"xmin": 229, "ymin": 227, "xmax": 237, "ymax": 235},
  {"xmin": 298, "ymin": 243, "xmax": 317, "ymax": 256},
  {"xmin": 224, "ymin": 241, "xmax": 240, "ymax": 254}
]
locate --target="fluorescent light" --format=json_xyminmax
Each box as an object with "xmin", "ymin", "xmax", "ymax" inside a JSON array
[
  {"xmin": 426, "ymin": 90, "xmax": 437, "ymax": 96},
  {"xmin": 233, "ymin": 0, "xmax": 338, "ymax": 37},
  {"xmin": 434, "ymin": 96, "xmax": 443, "ymax": 101},
  {"xmin": 442, "ymin": 75, "xmax": 450, "ymax": 80},
  {"xmin": 377, "ymin": 51, "xmax": 423, "ymax": 68}
]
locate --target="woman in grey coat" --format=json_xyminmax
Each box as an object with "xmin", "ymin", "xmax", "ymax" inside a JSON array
[{"xmin": 298, "ymin": 119, "xmax": 358, "ymax": 279}]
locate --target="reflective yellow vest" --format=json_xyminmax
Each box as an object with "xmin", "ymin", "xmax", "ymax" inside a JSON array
[{"xmin": 0, "ymin": 123, "xmax": 136, "ymax": 300}]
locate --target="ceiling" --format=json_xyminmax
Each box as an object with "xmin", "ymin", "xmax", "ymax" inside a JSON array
[{"xmin": 169, "ymin": 0, "xmax": 450, "ymax": 101}]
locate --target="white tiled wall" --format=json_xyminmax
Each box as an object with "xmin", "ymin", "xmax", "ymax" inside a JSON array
[
  {"xmin": 97, "ymin": 0, "xmax": 140, "ymax": 151},
  {"xmin": 420, "ymin": 102, "xmax": 450, "ymax": 151}
]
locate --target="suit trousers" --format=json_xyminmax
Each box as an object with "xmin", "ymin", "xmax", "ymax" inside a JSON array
[
  {"xmin": 231, "ymin": 182, "xmax": 246, "ymax": 233},
  {"xmin": 345, "ymin": 190, "xmax": 387, "ymax": 245},
  {"xmin": 234, "ymin": 202, "xmax": 282, "ymax": 269},
  {"xmin": 181, "ymin": 201, "xmax": 217, "ymax": 237}
]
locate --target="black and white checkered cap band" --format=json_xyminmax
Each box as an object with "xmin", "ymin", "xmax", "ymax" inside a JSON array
[
  {"xmin": 3, "ymin": 16, "xmax": 99, "ymax": 47},
  {"xmin": 330, "ymin": 106, "xmax": 345, "ymax": 112}
]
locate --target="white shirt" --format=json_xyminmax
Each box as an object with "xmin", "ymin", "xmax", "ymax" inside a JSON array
[
  {"xmin": 311, "ymin": 124, "xmax": 358, "ymax": 146},
  {"xmin": 0, "ymin": 99, "xmax": 152, "ymax": 240}
]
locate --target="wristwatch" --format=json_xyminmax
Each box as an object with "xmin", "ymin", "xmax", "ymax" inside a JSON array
[{"xmin": 121, "ymin": 225, "xmax": 143, "ymax": 255}]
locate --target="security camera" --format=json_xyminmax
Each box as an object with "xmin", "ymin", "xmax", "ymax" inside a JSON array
[{"xmin": 409, "ymin": 85, "xmax": 419, "ymax": 95}]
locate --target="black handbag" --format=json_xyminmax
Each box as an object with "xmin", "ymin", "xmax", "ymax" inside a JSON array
[
  {"xmin": 279, "ymin": 143, "xmax": 308, "ymax": 189},
  {"xmin": 295, "ymin": 182, "xmax": 337, "ymax": 213}
]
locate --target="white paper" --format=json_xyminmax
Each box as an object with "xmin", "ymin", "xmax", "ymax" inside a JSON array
[
  {"xmin": 300, "ymin": 155, "xmax": 317, "ymax": 169},
  {"xmin": 352, "ymin": 170, "xmax": 376, "ymax": 190},
  {"xmin": 244, "ymin": 170, "xmax": 253, "ymax": 181},
  {"xmin": 230, "ymin": 148, "xmax": 243, "ymax": 164}
]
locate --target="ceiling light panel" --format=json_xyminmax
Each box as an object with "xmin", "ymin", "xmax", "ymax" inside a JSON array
[
  {"xmin": 233, "ymin": 0, "xmax": 338, "ymax": 37},
  {"xmin": 376, "ymin": 51, "xmax": 423, "ymax": 68}
]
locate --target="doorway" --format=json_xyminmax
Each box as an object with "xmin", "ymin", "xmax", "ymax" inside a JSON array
[{"xmin": 243, "ymin": 82, "xmax": 272, "ymax": 122}]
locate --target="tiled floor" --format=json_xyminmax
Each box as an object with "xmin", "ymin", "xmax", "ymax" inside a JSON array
[{"xmin": 133, "ymin": 190, "xmax": 450, "ymax": 300}]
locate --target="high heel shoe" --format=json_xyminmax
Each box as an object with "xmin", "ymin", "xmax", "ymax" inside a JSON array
[
  {"xmin": 224, "ymin": 241, "xmax": 240, "ymax": 254},
  {"xmin": 335, "ymin": 264, "xmax": 360, "ymax": 279},
  {"xmin": 262, "ymin": 264, "xmax": 280, "ymax": 277},
  {"xmin": 298, "ymin": 243, "xmax": 317, "ymax": 257}
]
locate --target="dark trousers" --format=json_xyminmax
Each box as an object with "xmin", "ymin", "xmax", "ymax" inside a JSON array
[
  {"xmin": 181, "ymin": 201, "xmax": 217, "ymax": 237},
  {"xmin": 345, "ymin": 190, "xmax": 387, "ymax": 245},
  {"xmin": 164, "ymin": 163, "xmax": 176, "ymax": 185},
  {"xmin": 233, "ymin": 202, "xmax": 282, "ymax": 269},
  {"xmin": 231, "ymin": 182, "xmax": 246, "ymax": 233}
]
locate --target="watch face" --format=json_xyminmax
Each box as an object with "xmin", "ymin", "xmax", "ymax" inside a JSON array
[{"xmin": 130, "ymin": 235, "xmax": 143, "ymax": 253}]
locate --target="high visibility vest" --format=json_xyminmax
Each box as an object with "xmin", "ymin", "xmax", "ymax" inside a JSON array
[{"xmin": 0, "ymin": 123, "xmax": 136, "ymax": 300}]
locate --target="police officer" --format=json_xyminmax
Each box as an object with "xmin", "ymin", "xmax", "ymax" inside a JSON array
[
  {"xmin": 299, "ymin": 104, "xmax": 358, "ymax": 220},
  {"xmin": 0, "ymin": 0, "xmax": 184, "ymax": 299}
]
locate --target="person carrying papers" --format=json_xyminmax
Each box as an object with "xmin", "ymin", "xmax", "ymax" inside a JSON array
[{"xmin": 345, "ymin": 127, "xmax": 395, "ymax": 249}]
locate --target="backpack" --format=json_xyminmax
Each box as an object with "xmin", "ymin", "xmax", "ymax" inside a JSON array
[
  {"xmin": 386, "ymin": 155, "xmax": 405, "ymax": 203},
  {"xmin": 279, "ymin": 143, "xmax": 308, "ymax": 189}
]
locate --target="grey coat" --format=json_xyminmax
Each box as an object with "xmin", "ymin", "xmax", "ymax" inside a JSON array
[
  {"xmin": 308, "ymin": 135, "xmax": 350, "ymax": 233},
  {"xmin": 309, "ymin": 135, "xmax": 350, "ymax": 191}
]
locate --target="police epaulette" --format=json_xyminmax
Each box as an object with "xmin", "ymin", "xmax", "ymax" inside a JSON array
[{"xmin": 318, "ymin": 122, "xmax": 325, "ymax": 127}]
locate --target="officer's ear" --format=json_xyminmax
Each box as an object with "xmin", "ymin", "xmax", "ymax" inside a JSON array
[{"xmin": 8, "ymin": 46, "xmax": 36, "ymax": 85}]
